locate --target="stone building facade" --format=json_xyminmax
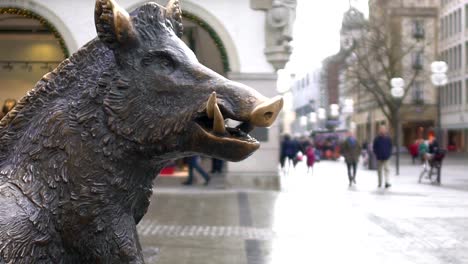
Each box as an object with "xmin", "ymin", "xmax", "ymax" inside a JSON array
[
  {"xmin": 0, "ymin": 0, "xmax": 296, "ymax": 189},
  {"xmin": 349, "ymin": 0, "xmax": 439, "ymax": 148},
  {"xmin": 439, "ymin": 0, "xmax": 468, "ymax": 152}
]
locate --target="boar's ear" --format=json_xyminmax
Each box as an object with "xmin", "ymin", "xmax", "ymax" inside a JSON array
[
  {"xmin": 95, "ymin": 0, "xmax": 138, "ymax": 49},
  {"xmin": 165, "ymin": 0, "xmax": 183, "ymax": 38}
]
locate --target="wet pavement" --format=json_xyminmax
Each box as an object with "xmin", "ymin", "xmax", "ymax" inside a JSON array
[{"xmin": 140, "ymin": 155, "xmax": 468, "ymax": 264}]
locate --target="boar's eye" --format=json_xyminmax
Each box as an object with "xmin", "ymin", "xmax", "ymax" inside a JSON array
[{"xmin": 141, "ymin": 51, "xmax": 176, "ymax": 73}]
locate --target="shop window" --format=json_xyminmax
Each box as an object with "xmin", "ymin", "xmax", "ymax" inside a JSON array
[{"xmin": 412, "ymin": 81, "xmax": 424, "ymax": 104}]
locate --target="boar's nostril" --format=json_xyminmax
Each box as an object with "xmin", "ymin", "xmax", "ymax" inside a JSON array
[
  {"xmin": 264, "ymin": 112, "xmax": 273, "ymax": 120},
  {"xmin": 250, "ymin": 96, "xmax": 283, "ymax": 127}
]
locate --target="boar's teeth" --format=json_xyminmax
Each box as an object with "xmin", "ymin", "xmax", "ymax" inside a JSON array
[
  {"xmin": 213, "ymin": 102, "xmax": 226, "ymax": 135},
  {"xmin": 206, "ymin": 92, "xmax": 216, "ymax": 119}
]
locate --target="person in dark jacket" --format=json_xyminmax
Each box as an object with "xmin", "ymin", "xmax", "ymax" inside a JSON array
[
  {"xmin": 373, "ymin": 125, "xmax": 393, "ymax": 188},
  {"xmin": 280, "ymin": 134, "xmax": 300, "ymax": 169},
  {"xmin": 341, "ymin": 131, "xmax": 361, "ymax": 186}
]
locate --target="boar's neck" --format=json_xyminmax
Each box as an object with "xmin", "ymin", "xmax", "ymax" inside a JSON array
[{"xmin": 0, "ymin": 39, "xmax": 167, "ymax": 223}]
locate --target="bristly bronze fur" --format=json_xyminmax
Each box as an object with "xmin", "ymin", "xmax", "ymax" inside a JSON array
[{"xmin": 0, "ymin": 1, "xmax": 281, "ymax": 263}]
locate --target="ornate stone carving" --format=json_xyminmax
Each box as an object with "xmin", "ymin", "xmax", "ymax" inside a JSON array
[{"xmin": 264, "ymin": 0, "xmax": 297, "ymax": 70}]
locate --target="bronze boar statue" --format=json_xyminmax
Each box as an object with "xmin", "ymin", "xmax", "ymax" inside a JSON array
[{"xmin": 0, "ymin": 0, "xmax": 282, "ymax": 263}]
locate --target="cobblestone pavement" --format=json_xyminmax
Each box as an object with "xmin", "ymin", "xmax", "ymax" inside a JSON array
[{"xmin": 140, "ymin": 155, "xmax": 468, "ymax": 264}]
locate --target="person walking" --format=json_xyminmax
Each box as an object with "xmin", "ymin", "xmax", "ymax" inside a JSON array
[
  {"xmin": 280, "ymin": 134, "xmax": 300, "ymax": 170},
  {"xmin": 211, "ymin": 158, "xmax": 223, "ymax": 174},
  {"xmin": 373, "ymin": 125, "xmax": 393, "ymax": 188},
  {"xmin": 305, "ymin": 141, "xmax": 316, "ymax": 175},
  {"xmin": 418, "ymin": 139, "xmax": 429, "ymax": 164},
  {"xmin": 182, "ymin": 156, "xmax": 211, "ymax": 186},
  {"xmin": 409, "ymin": 140, "xmax": 419, "ymax": 164},
  {"xmin": 341, "ymin": 131, "xmax": 361, "ymax": 186}
]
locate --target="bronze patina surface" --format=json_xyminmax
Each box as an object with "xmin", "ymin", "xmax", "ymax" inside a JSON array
[{"xmin": 0, "ymin": 0, "xmax": 282, "ymax": 263}]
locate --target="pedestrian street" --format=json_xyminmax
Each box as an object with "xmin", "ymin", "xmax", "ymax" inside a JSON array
[{"xmin": 139, "ymin": 155, "xmax": 468, "ymax": 264}]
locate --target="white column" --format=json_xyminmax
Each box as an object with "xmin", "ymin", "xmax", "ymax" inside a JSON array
[{"xmin": 224, "ymin": 72, "xmax": 281, "ymax": 190}]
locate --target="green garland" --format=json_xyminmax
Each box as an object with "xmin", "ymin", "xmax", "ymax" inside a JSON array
[
  {"xmin": 0, "ymin": 8, "xmax": 69, "ymax": 58},
  {"xmin": 0, "ymin": 8, "xmax": 230, "ymax": 71},
  {"xmin": 183, "ymin": 11, "xmax": 231, "ymax": 73}
]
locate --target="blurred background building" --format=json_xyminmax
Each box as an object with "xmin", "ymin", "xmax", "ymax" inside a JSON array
[
  {"xmin": 350, "ymin": 0, "xmax": 439, "ymax": 148},
  {"xmin": 289, "ymin": 69, "xmax": 320, "ymax": 135},
  {"xmin": 0, "ymin": 0, "xmax": 297, "ymax": 189},
  {"xmin": 280, "ymin": 0, "xmax": 468, "ymax": 156},
  {"xmin": 439, "ymin": 0, "xmax": 468, "ymax": 152}
]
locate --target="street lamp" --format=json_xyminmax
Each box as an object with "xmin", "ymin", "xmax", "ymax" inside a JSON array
[
  {"xmin": 309, "ymin": 112, "xmax": 317, "ymax": 132},
  {"xmin": 430, "ymin": 61, "xmax": 448, "ymax": 184},
  {"xmin": 342, "ymin": 98, "xmax": 354, "ymax": 114},
  {"xmin": 318, "ymin": 107, "xmax": 326, "ymax": 130},
  {"xmin": 300, "ymin": 115, "xmax": 308, "ymax": 127},
  {"xmin": 309, "ymin": 112, "xmax": 317, "ymax": 123},
  {"xmin": 430, "ymin": 61, "xmax": 448, "ymax": 143},
  {"xmin": 330, "ymin": 104, "xmax": 340, "ymax": 118},
  {"xmin": 390, "ymin": 77, "xmax": 405, "ymax": 176}
]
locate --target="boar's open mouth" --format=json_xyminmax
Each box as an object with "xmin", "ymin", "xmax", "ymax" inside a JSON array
[{"xmin": 192, "ymin": 92, "xmax": 260, "ymax": 160}]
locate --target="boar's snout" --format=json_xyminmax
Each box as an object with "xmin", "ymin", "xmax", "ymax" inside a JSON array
[
  {"xmin": 210, "ymin": 79, "xmax": 283, "ymax": 128},
  {"xmin": 249, "ymin": 95, "xmax": 283, "ymax": 127},
  {"xmin": 188, "ymin": 75, "xmax": 283, "ymax": 161}
]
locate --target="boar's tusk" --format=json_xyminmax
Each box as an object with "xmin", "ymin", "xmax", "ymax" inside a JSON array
[
  {"xmin": 213, "ymin": 102, "xmax": 226, "ymax": 135},
  {"xmin": 206, "ymin": 92, "xmax": 216, "ymax": 119}
]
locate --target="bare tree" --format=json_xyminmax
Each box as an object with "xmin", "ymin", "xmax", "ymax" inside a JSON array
[{"xmin": 345, "ymin": 13, "xmax": 432, "ymax": 135}]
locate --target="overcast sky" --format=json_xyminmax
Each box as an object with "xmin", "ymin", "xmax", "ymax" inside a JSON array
[{"xmin": 285, "ymin": 0, "xmax": 368, "ymax": 74}]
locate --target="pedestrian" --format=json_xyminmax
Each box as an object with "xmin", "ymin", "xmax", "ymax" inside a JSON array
[
  {"xmin": 361, "ymin": 141, "xmax": 369, "ymax": 167},
  {"xmin": 291, "ymin": 136, "xmax": 302, "ymax": 167},
  {"xmin": 280, "ymin": 134, "xmax": 299, "ymax": 169},
  {"xmin": 409, "ymin": 140, "xmax": 419, "ymax": 164},
  {"xmin": 305, "ymin": 141, "xmax": 315, "ymax": 174},
  {"xmin": 428, "ymin": 136, "xmax": 440, "ymax": 155},
  {"xmin": 182, "ymin": 156, "xmax": 211, "ymax": 186},
  {"xmin": 211, "ymin": 158, "xmax": 223, "ymax": 173},
  {"xmin": 418, "ymin": 139, "xmax": 429, "ymax": 164},
  {"xmin": 341, "ymin": 131, "xmax": 361, "ymax": 186},
  {"xmin": 373, "ymin": 125, "xmax": 393, "ymax": 188}
]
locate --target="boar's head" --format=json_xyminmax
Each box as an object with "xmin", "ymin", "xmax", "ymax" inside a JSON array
[{"xmin": 95, "ymin": 0, "xmax": 283, "ymax": 162}]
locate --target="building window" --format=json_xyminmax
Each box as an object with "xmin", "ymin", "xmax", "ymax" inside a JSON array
[
  {"xmin": 457, "ymin": 45, "xmax": 462, "ymax": 70},
  {"xmin": 446, "ymin": 14, "xmax": 449, "ymax": 38},
  {"xmin": 458, "ymin": 9, "xmax": 462, "ymax": 33},
  {"xmin": 459, "ymin": 81, "xmax": 463, "ymax": 105},
  {"xmin": 444, "ymin": 50, "xmax": 448, "ymax": 66},
  {"xmin": 412, "ymin": 20, "xmax": 425, "ymax": 39},
  {"xmin": 440, "ymin": 18, "xmax": 443, "ymax": 40},
  {"xmin": 466, "ymin": 5, "xmax": 468, "ymax": 28},
  {"xmin": 439, "ymin": 86, "xmax": 445, "ymax": 107},
  {"xmin": 465, "ymin": 42, "xmax": 468, "ymax": 68},
  {"xmin": 453, "ymin": 47, "xmax": 457, "ymax": 70},
  {"xmin": 466, "ymin": 79, "xmax": 468, "ymax": 104},
  {"xmin": 412, "ymin": 51, "xmax": 424, "ymax": 70},
  {"xmin": 443, "ymin": 85, "xmax": 447, "ymax": 107},
  {"xmin": 448, "ymin": 48, "xmax": 453, "ymax": 71},
  {"xmin": 450, "ymin": 13, "xmax": 453, "ymax": 36},
  {"xmin": 441, "ymin": 85, "xmax": 446, "ymax": 107},
  {"xmin": 412, "ymin": 81, "xmax": 424, "ymax": 104},
  {"xmin": 449, "ymin": 83, "xmax": 453, "ymax": 106}
]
